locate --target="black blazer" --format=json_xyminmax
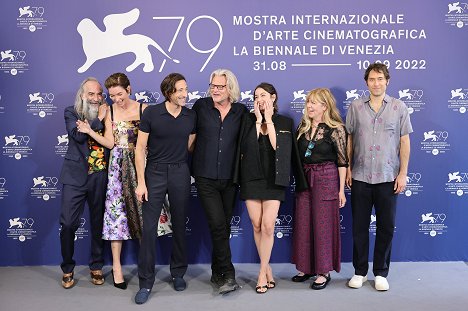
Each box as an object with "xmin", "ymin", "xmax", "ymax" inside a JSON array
[
  {"xmin": 59, "ymin": 106, "xmax": 108, "ymax": 187},
  {"xmin": 233, "ymin": 112, "xmax": 307, "ymax": 191}
]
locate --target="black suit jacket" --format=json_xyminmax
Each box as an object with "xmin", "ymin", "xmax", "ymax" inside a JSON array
[
  {"xmin": 233, "ymin": 112, "xmax": 307, "ymax": 191},
  {"xmin": 59, "ymin": 106, "xmax": 108, "ymax": 187}
]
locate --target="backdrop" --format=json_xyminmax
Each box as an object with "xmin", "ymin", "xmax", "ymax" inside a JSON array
[{"xmin": 1, "ymin": 0, "xmax": 467, "ymax": 266}]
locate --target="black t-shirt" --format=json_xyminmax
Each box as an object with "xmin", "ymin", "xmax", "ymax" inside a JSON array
[{"xmin": 139, "ymin": 103, "xmax": 196, "ymax": 163}]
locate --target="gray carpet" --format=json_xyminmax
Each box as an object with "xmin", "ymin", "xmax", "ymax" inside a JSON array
[{"xmin": 1, "ymin": 262, "xmax": 467, "ymax": 311}]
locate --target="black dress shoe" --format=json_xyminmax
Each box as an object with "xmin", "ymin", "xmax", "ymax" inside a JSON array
[
  {"xmin": 219, "ymin": 278, "xmax": 240, "ymax": 295},
  {"xmin": 173, "ymin": 276, "xmax": 187, "ymax": 291},
  {"xmin": 291, "ymin": 273, "xmax": 315, "ymax": 282},
  {"xmin": 210, "ymin": 273, "xmax": 224, "ymax": 287},
  {"xmin": 111, "ymin": 270, "xmax": 127, "ymax": 290},
  {"xmin": 311, "ymin": 274, "xmax": 331, "ymax": 290}
]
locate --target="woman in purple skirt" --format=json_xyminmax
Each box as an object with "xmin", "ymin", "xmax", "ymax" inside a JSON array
[{"xmin": 291, "ymin": 88, "xmax": 348, "ymax": 290}]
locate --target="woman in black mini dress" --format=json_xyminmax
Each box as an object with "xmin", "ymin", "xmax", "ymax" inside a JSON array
[{"xmin": 235, "ymin": 82, "xmax": 303, "ymax": 293}]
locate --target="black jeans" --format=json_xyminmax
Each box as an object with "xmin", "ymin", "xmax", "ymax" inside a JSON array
[
  {"xmin": 138, "ymin": 162, "xmax": 190, "ymax": 290},
  {"xmin": 60, "ymin": 170, "xmax": 107, "ymax": 273},
  {"xmin": 351, "ymin": 180, "xmax": 397, "ymax": 278},
  {"xmin": 195, "ymin": 176, "xmax": 237, "ymax": 278}
]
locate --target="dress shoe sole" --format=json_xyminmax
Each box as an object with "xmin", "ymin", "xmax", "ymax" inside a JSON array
[
  {"xmin": 62, "ymin": 279, "xmax": 75, "ymax": 289},
  {"xmin": 91, "ymin": 279, "xmax": 104, "ymax": 285},
  {"xmin": 311, "ymin": 282, "xmax": 328, "ymax": 290},
  {"xmin": 219, "ymin": 284, "xmax": 240, "ymax": 295}
]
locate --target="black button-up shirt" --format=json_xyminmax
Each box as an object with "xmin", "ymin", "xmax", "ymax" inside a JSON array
[{"xmin": 192, "ymin": 97, "xmax": 247, "ymax": 179}]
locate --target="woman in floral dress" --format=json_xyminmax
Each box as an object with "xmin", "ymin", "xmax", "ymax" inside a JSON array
[{"xmin": 78, "ymin": 73, "xmax": 146, "ymax": 289}]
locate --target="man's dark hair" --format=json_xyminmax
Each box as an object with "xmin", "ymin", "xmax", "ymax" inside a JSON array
[
  {"xmin": 160, "ymin": 73, "xmax": 186, "ymax": 102},
  {"xmin": 364, "ymin": 63, "xmax": 390, "ymax": 81}
]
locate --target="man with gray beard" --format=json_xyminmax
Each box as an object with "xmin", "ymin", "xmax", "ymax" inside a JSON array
[{"xmin": 59, "ymin": 77, "xmax": 109, "ymax": 289}]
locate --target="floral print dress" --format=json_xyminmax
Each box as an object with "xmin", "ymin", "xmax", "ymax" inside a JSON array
[{"xmin": 103, "ymin": 120, "xmax": 142, "ymax": 240}]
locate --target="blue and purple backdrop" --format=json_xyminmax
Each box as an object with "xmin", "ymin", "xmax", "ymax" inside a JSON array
[{"xmin": 1, "ymin": 0, "xmax": 468, "ymax": 266}]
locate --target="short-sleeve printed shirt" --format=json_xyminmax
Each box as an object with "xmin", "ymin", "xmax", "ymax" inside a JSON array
[{"xmin": 346, "ymin": 94, "xmax": 412, "ymax": 184}]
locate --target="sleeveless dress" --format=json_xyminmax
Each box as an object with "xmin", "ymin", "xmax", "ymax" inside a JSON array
[
  {"xmin": 102, "ymin": 104, "xmax": 172, "ymax": 240},
  {"xmin": 102, "ymin": 105, "xmax": 143, "ymax": 240}
]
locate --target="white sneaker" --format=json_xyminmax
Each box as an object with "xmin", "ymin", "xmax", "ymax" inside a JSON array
[
  {"xmin": 374, "ymin": 276, "xmax": 389, "ymax": 291},
  {"xmin": 348, "ymin": 275, "xmax": 368, "ymax": 288}
]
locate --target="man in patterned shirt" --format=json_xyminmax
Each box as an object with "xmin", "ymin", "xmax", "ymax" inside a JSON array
[{"xmin": 345, "ymin": 63, "xmax": 412, "ymax": 291}]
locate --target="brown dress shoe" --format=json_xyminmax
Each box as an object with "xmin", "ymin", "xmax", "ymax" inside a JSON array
[
  {"xmin": 90, "ymin": 270, "xmax": 105, "ymax": 285},
  {"xmin": 62, "ymin": 272, "xmax": 74, "ymax": 289}
]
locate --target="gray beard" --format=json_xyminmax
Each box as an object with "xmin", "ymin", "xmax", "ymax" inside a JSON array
[{"xmin": 83, "ymin": 101, "xmax": 99, "ymax": 121}]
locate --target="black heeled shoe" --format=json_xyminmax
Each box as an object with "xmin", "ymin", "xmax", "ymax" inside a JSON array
[
  {"xmin": 311, "ymin": 274, "xmax": 331, "ymax": 290},
  {"xmin": 111, "ymin": 270, "xmax": 127, "ymax": 290}
]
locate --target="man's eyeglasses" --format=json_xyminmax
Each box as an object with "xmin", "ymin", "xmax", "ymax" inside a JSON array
[
  {"xmin": 304, "ymin": 140, "xmax": 315, "ymax": 157},
  {"xmin": 209, "ymin": 83, "xmax": 226, "ymax": 91}
]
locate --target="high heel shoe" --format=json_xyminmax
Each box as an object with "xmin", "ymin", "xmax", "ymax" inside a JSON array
[
  {"xmin": 266, "ymin": 266, "xmax": 276, "ymax": 289},
  {"xmin": 111, "ymin": 270, "xmax": 127, "ymax": 290}
]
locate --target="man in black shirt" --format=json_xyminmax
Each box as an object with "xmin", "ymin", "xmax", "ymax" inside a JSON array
[
  {"xmin": 192, "ymin": 69, "xmax": 247, "ymax": 294},
  {"xmin": 134, "ymin": 73, "xmax": 196, "ymax": 304}
]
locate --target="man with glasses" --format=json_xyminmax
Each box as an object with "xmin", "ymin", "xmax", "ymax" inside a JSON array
[
  {"xmin": 192, "ymin": 69, "xmax": 247, "ymax": 294},
  {"xmin": 345, "ymin": 63, "xmax": 412, "ymax": 291}
]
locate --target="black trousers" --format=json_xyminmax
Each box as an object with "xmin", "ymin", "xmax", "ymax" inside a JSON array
[
  {"xmin": 59, "ymin": 171, "xmax": 107, "ymax": 273},
  {"xmin": 138, "ymin": 162, "xmax": 190, "ymax": 289},
  {"xmin": 195, "ymin": 177, "xmax": 237, "ymax": 278},
  {"xmin": 351, "ymin": 180, "xmax": 397, "ymax": 278}
]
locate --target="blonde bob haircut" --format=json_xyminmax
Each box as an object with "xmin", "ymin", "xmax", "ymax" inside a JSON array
[{"xmin": 297, "ymin": 88, "xmax": 344, "ymax": 140}]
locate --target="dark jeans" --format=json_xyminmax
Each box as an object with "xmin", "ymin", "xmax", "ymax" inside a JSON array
[
  {"xmin": 59, "ymin": 171, "xmax": 107, "ymax": 273},
  {"xmin": 195, "ymin": 176, "xmax": 237, "ymax": 278},
  {"xmin": 138, "ymin": 162, "xmax": 190, "ymax": 290},
  {"xmin": 351, "ymin": 180, "xmax": 397, "ymax": 278}
]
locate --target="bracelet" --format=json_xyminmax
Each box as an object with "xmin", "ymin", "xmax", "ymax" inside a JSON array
[{"xmin": 256, "ymin": 121, "xmax": 274, "ymax": 125}]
